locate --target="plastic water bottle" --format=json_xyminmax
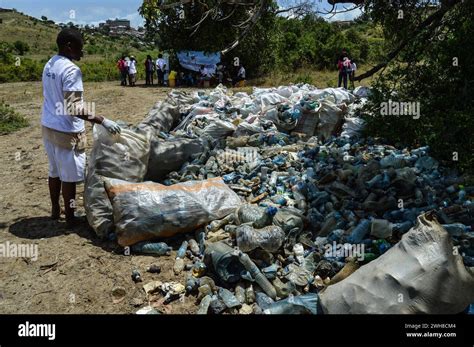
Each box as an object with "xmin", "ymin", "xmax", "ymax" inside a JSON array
[
  {"xmin": 131, "ymin": 241, "xmax": 171, "ymax": 256},
  {"xmin": 392, "ymin": 220, "xmax": 413, "ymax": 234},
  {"xmin": 253, "ymin": 206, "xmax": 278, "ymax": 229},
  {"xmin": 347, "ymin": 219, "xmax": 371, "ymax": 244},
  {"xmin": 238, "ymin": 252, "xmax": 277, "ymax": 299},
  {"xmin": 442, "ymin": 223, "xmax": 470, "ymax": 237},
  {"xmin": 176, "ymin": 240, "xmax": 188, "ymax": 259}
]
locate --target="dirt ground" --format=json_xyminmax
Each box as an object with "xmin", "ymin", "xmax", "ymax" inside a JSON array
[{"xmin": 0, "ymin": 81, "xmax": 202, "ymax": 314}]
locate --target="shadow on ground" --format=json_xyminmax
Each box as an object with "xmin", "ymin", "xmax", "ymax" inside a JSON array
[{"xmin": 8, "ymin": 216, "xmax": 119, "ymax": 252}]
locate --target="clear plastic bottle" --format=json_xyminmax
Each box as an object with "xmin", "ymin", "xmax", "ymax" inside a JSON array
[
  {"xmin": 239, "ymin": 252, "xmax": 277, "ymax": 299},
  {"xmin": 131, "ymin": 241, "xmax": 171, "ymax": 256}
]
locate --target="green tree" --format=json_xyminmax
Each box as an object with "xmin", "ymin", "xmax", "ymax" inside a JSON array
[
  {"xmin": 360, "ymin": 0, "xmax": 473, "ymax": 173},
  {"xmin": 13, "ymin": 41, "xmax": 30, "ymax": 56},
  {"xmin": 139, "ymin": 0, "xmax": 277, "ymax": 77}
]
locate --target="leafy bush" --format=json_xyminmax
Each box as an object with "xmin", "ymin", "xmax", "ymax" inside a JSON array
[
  {"xmin": 13, "ymin": 40, "xmax": 30, "ymax": 55},
  {"xmin": 0, "ymin": 101, "xmax": 29, "ymax": 134}
]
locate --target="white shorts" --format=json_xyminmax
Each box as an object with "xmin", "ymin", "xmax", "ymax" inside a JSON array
[{"xmin": 43, "ymin": 137, "xmax": 86, "ymax": 182}]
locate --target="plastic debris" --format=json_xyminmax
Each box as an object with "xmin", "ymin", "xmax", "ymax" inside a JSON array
[{"xmin": 84, "ymin": 84, "xmax": 473, "ymax": 315}]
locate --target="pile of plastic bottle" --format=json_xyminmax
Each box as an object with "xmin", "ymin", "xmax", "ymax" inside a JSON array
[{"xmin": 133, "ymin": 85, "xmax": 473, "ymax": 315}]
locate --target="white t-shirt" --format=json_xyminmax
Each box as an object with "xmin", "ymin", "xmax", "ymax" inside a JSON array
[
  {"xmin": 41, "ymin": 55, "xmax": 85, "ymax": 133},
  {"xmin": 128, "ymin": 60, "xmax": 137, "ymax": 74},
  {"xmin": 156, "ymin": 58, "xmax": 166, "ymax": 71}
]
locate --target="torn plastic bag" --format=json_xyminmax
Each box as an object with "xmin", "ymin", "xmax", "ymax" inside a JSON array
[
  {"xmin": 340, "ymin": 116, "xmax": 365, "ymax": 139},
  {"xmin": 316, "ymin": 101, "xmax": 345, "ymax": 141},
  {"xmin": 257, "ymin": 92, "xmax": 288, "ymax": 112},
  {"xmin": 236, "ymin": 224, "xmax": 285, "ymax": 253},
  {"xmin": 104, "ymin": 177, "xmax": 242, "ymax": 246},
  {"xmin": 353, "ymin": 86, "xmax": 372, "ymax": 98},
  {"xmin": 145, "ymin": 137, "xmax": 206, "ymax": 181},
  {"xmin": 319, "ymin": 213, "xmax": 474, "ymax": 314},
  {"xmin": 264, "ymin": 293, "xmax": 320, "ymax": 314},
  {"xmin": 273, "ymin": 208, "xmax": 304, "ymax": 234},
  {"xmin": 84, "ymin": 125, "xmax": 151, "ymax": 238},
  {"xmin": 137, "ymin": 97, "xmax": 181, "ymax": 135},
  {"xmin": 200, "ymin": 119, "xmax": 236, "ymax": 139}
]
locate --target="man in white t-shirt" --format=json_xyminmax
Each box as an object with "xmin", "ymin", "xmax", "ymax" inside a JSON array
[
  {"xmin": 42, "ymin": 28, "xmax": 121, "ymax": 227},
  {"xmin": 155, "ymin": 54, "xmax": 166, "ymax": 86},
  {"xmin": 128, "ymin": 56, "xmax": 137, "ymax": 87},
  {"xmin": 233, "ymin": 64, "xmax": 246, "ymax": 86}
]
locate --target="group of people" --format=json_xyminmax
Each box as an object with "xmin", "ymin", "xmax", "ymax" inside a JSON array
[
  {"xmin": 196, "ymin": 62, "xmax": 246, "ymax": 87},
  {"xmin": 117, "ymin": 54, "xmax": 246, "ymax": 88},
  {"xmin": 336, "ymin": 48, "xmax": 357, "ymax": 90},
  {"xmin": 117, "ymin": 54, "xmax": 168, "ymax": 87}
]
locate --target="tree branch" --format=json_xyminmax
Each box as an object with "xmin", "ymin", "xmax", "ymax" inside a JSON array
[{"xmin": 354, "ymin": 0, "xmax": 461, "ymax": 82}]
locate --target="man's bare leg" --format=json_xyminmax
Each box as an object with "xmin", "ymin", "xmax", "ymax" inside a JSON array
[
  {"xmin": 62, "ymin": 181, "xmax": 77, "ymax": 227},
  {"xmin": 48, "ymin": 176, "xmax": 61, "ymax": 220}
]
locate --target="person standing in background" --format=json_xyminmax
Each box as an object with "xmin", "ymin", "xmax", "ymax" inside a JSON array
[
  {"xmin": 144, "ymin": 55, "xmax": 155, "ymax": 86},
  {"xmin": 337, "ymin": 48, "xmax": 350, "ymax": 89},
  {"xmin": 128, "ymin": 56, "xmax": 137, "ymax": 87},
  {"xmin": 117, "ymin": 56, "xmax": 127, "ymax": 86},
  {"xmin": 349, "ymin": 59, "xmax": 357, "ymax": 89},
  {"xmin": 156, "ymin": 54, "xmax": 166, "ymax": 86},
  {"xmin": 233, "ymin": 64, "xmax": 246, "ymax": 86}
]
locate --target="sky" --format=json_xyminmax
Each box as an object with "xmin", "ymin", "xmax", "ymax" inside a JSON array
[{"xmin": 0, "ymin": 0, "xmax": 362, "ymax": 28}]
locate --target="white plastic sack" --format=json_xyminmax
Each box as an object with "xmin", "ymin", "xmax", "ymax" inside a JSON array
[
  {"xmin": 340, "ymin": 116, "xmax": 365, "ymax": 139},
  {"xmin": 84, "ymin": 125, "xmax": 151, "ymax": 238},
  {"xmin": 316, "ymin": 100, "xmax": 345, "ymax": 141},
  {"xmin": 353, "ymin": 86, "xmax": 372, "ymax": 98},
  {"xmin": 319, "ymin": 213, "xmax": 474, "ymax": 314},
  {"xmin": 201, "ymin": 119, "xmax": 236, "ymax": 138},
  {"xmin": 258, "ymin": 92, "xmax": 289, "ymax": 112},
  {"xmin": 104, "ymin": 177, "xmax": 242, "ymax": 246}
]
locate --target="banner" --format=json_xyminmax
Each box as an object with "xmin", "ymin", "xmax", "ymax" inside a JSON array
[{"xmin": 177, "ymin": 50, "xmax": 221, "ymax": 74}]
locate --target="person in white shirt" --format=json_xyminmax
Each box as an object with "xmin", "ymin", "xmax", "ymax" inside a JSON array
[
  {"xmin": 155, "ymin": 54, "xmax": 166, "ymax": 86},
  {"xmin": 349, "ymin": 59, "xmax": 357, "ymax": 89},
  {"xmin": 233, "ymin": 64, "xmax": 246, "ymax": 86},
  {"xmin": 128, "ymin": 55, "xmax": 137, "ymax": 87},
  {"xmin": 198, "ymin": 65, "xmax": 212, "ymax": 87},
  {"xmin": 42, "ymin": 28, "xmax": 121, "ymax": 227}
]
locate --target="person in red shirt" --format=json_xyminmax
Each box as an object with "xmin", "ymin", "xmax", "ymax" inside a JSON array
[
  {"xmin": 117, "ymin": 56, "xmax": 128, "ymax": 86},
  {"xmin": 336, "ymin": 49, "xmax": 350, "ymax": 89}
]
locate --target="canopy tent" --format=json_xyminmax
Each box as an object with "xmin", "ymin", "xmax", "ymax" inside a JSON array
[{"xmin": 177, "ymin": 51, "xmax": 221, "ymax": 74}]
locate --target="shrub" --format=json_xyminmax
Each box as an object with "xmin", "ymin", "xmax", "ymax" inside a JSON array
[{"xmin": 0, "ymin": 101, "xmax": 29, "ymax": 134}]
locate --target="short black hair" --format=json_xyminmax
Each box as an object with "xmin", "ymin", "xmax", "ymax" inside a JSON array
[
  {"xmin": 56, "ymin": 28, "xmax": 83, "ymax": 48},
  {"xmin": 158, "ymin": 53, "xmax": 163, "ymax": 58}
]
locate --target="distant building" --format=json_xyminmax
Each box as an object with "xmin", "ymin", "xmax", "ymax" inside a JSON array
[
  {"xmin": 99, "ymin": 18, "xmax": 131, "ymax": 29},
  {"xmin": 333, "ymin": 20, "xmax": 352, "ymax": 26}
]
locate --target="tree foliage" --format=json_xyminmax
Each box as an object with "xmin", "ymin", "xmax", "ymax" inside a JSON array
[{"xmin": 361, "ymin": 0, "xmax": 474, "ymax": 173}]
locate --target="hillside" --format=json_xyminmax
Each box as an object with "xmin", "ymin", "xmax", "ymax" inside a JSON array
[
  {"xmin": 0, "ymin": 8, "xmax": 152, "ymax": 59},
  {"xmin": 0, "ymin": 8, "xmax": 158, "ymax": 83}
]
